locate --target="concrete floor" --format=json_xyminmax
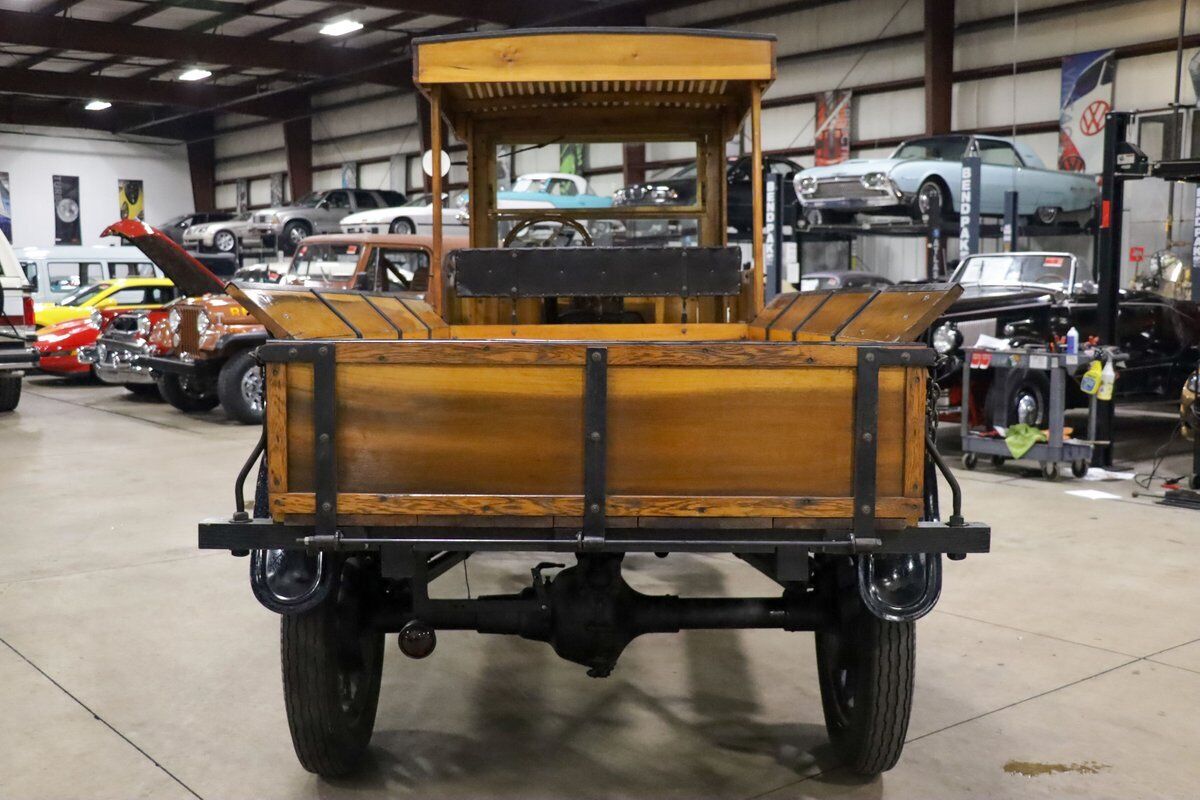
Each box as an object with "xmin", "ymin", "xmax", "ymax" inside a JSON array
[{"xmin": 2, "ymin": 375, "xmax": 1199, "ymax": 799}]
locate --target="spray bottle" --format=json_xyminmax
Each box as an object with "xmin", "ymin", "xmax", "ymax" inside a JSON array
[
  {"xmin": 1066, "ymin": 326, "xmax": 1079, "ymax": 355},
  {"xmin": 1098, "ymin": 356, "xmax": 1116, "ymax": 401},
  {"xmin": 1080, "ymin": 359, "xmax": 1103, "ymax": 395}
]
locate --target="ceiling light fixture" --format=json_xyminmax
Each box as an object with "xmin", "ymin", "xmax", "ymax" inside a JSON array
[
  {"xmin": 319, "ymin": 18, "xmax": 363, "ymax": 36},
  {"xmin": 179, "ymin": 67, "xmax": 212, "ymax": 82},
  {"xmin": 84, "ymin": 100, "xmax": 112, "ymax": 111}
]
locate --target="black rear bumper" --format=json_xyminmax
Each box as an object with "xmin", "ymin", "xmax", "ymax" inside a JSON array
[
  {"xmin": 0, "ymin": 346, "xmax": 38, "ymax": 370},
  {"xmin": 199, "ymin": 517, "xmax": 991, "ymax": 556}
]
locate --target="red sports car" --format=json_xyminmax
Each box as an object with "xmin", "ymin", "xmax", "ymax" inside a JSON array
[{"xmin": 35, "ymin": 309, "xmax": 118, "ymax": 376}]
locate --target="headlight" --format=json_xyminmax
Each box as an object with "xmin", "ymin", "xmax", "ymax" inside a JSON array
[
  {"xmin": 168, "ymin": 308, "xmax": 181, "ymax": 331},
  {"xmin": 797, "ymin": 176, "xmax": 817, "ymax": 195},
  {"xmin": 136, "ymin": 315, "xmax": 152, "ymax": 337},
  {"xmin": 649, "ymin": 186, "xmax": 678, "ymax": 202},
  {"xmin": 861, "ymin": 172, "xmax": 890, "ymax": 190},
  {"xmin": 932, "ymin": 322, "xmax": 962, "ymax": 354},
  {"xmin": 1186, "ymin": 372, "xmax": 1199, "ymax": 393},
  {"xmin": 89, "ymin": 309, "xmax": 103, "ymax": 328},
  {"xmin": 196, "ymin": 310, "xmax": 211, "ymax": 337}
]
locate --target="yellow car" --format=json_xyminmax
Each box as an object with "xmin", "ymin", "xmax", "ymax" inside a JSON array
[{"xmin": 34, "ymin": 278, "xmax": 178, "ymax": 328}]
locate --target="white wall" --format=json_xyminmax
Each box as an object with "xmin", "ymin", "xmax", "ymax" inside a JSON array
[{"xmin": 0, "ymin": 127, "xmax": 193, "ymax": 247}]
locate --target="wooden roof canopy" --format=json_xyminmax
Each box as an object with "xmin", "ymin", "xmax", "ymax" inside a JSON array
[{"xmin": 412, "ymin": 29, "xmax": 777, "ymax": 142}]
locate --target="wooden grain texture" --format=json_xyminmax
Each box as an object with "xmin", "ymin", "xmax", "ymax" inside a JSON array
[
  {"xmin": 266, "ymin": 363, "xmax": 288, "ymax": 495},
  {"xmin": 416, "ymin": 33, "xmax": 775, "ymax": 85},
  {"xmin": 325, "ymin": 339, "xmax": 865, "ymax": 367},
  {"xmin": 446, "ymin": 322, "xmax": 746, "ymax": 341},
  {"xmin": 232, "ymin": 288, "xmax": 358, "ymax": 340},
  {"xmin": 836, "ymin": 285, "xmax": 963, "ymax": 342},
  {"xmin": 271, "ymin": 492, "xmax": 921, "ymax": 520},
  {"xmin": 281, "ymin": 345, "xmax": 911, "ymax": 501},
  {"xmin": 319, "ymin": 292, "xmax": 401, "ymax": 340},
  {"xmin": 794, "ymin": 290, "xmax": 875, "ymax": 338},
  {"xmin": 772, "ymin": 292, "xmax": 835, "ymax": 340},
  {"xmin": 361, "ymin": 295, "xmax": 430, "ymax": 338},
  {"xmin": 903, "ymin": 366, "xmax": 927, "ymax": 498}
]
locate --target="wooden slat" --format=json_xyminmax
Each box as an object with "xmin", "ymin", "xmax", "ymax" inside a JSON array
[
  {"xmin": 228, "ymin": 286, "xmax": 358, "ymax": 340},
  {"xmin": 271, "ymin": 492, "xmax": 922, "ymax": 520},
  {"xmin": 361, "ymin": 295, "xmax": 432, "ymax": 338},
  {"xmin": 794, "ymin": 290, "xmax": 875, "ymax": 338},
  {"xmin": 836, "ymin": 285, "xmax": 964, "ymax": 343},
  {"xmin": 750, "ymin": 82, "xmax": 764, "ymax": 315},
  {"xmin": 318, "ymin": 292, "xmax": 401, "ymax": 340},
  {"xmin": 446, "ymin": 322, "xmax": 745, "ymax": 341},
  {"xmin": 266, "ymin": 363, "xmax": 288, "ymax": 496},
  {"xmin": 416, "ymin": 33, "xmax": 775, "ymax": 85},
  {"xmin": 325, "ymin": 339, "xmax": 868, "ymax": 367}
]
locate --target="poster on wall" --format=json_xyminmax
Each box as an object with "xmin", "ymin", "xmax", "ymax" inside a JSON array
[
  {"xmin": 270, "ymin": 173, "xmax": 285, "ymax": 206},
  {"xmin": 814, "ymin": 90, "xmax": 852, "ymax": 166},
  {"xmin": 340, "ymin": 162, "xmax": 358, "ymax": 189},
  {"xmin": 118, "ymin": 179, "xmax": 144, "ymax": 221},
  {"xmin": 1058, "ymin": 49, "xmax": 1116, "ymax": 173},
  {"xmin": 0, "ymin": 172, "xmax": 11, "ymax": 242},
  {"xmin": 236, "ymin": 179, "xmax": 249, "ymax": 213},
  {"xmin": 559, "ymin": 143, "xmax": 586, "ymax": 175},
  {"xmin": 52, "ymin": 175, "xmax": 81, "ymax": 245}
]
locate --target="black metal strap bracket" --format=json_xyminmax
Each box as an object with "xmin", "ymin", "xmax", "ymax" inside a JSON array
[
  {"xmin": 853, "ymin": 348, "xmax": 881, "ymax": 539},
  {"xmin": 260, "ymin": 342, "xmax": 339, "ymax": 535},
  {"xmin": 582, "ymin": 346, "xmax": 608, "ymax": 550}
]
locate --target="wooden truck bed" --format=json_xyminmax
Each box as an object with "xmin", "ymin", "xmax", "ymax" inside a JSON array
[{"xmin": 230, "ymin": 282, "xmax": 960, "ymax": 536}]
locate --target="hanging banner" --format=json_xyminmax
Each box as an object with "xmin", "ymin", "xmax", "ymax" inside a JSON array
[
  {"xmin": 559, "ymin": 143, "xmax": 586, "ymax": 175},
  {"xmin": 270, "ymin": 173, "xmax": 285, "ymax": 206},
  {"xmin": 118, "ymin": 179, "xmax": 144, "ymax": 221},
  {"xmin": 814, "ymin": 90, "xmax": 852, "ymax": 166},
  {"xmin": 340, "ymin": 162, "xmax": 358, "ymax": 189},
  {"xmin": 1058, "ymin": 49, "xmax": 1116, "ymax": 173},
  {"xmin": 0, "ymin": 172, "xmax": 11, "ymax": 242},
  {"xmin": 236, "ymin": 179, "xmax": 249, "ymax": 213},
  {"xmin": 52, "ymin": 174, "xmax": 81, "ymax": 245}
]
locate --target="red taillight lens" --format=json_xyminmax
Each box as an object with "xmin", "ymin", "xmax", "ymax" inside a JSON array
[{"xmin": 22, "ymin": 295, "xmax": 34, "ymax": 328}]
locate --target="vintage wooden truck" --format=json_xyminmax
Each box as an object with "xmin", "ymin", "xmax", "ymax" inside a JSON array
[{"xmin": 199, "ymin": 29, "xmax": 989, "ymax": 778}]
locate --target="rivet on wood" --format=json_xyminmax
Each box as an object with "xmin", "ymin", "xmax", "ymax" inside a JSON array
[
  {"xmin": 861, "ymin": 504, "xmax": 872, "ymax": 514},
  {"xmin": 590, "ymin": 431, "xmax": 601, "ymax": 441}
]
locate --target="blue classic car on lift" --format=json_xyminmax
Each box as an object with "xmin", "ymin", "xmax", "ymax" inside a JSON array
[{"xmin": 794, "ymin": 134, "xmax": 1099, "ymax": 226}]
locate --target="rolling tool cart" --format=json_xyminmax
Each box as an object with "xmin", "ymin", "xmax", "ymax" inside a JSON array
[{"xmin": 959, "ymin": 347, "xmax": 1104, "ymax": 480}]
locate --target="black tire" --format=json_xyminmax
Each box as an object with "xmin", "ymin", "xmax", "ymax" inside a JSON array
[
  {"xmin": 1041, "ymin": 462, "xmax": 1060, "ymax": 481},
  {"xmin": 213, "ymin": 229, "xmax": 237, "ymax": 253},
  {"xmin": 389, "ymin": 217, "xmax": 415, "ymax": 235},
  {"xmin": 913, "ymin": 178, "xmax": 951, "ymax": 223},
  {"xmin": 217, "ymin": 349, "xmax": 264, "ymax": 424},
  {"xmin": 1071, "ymin": 459, "xmax": 1089, "ymax": 479},
  {"xmin": 156, "ymin": 373, "xmax": 218, "ymax": 412},
  {"xmin": 1034, "ymin": 206, "xmax": 1060, "ymax": 225},
  {"xmin": 961, "ymin": 452, "xmax": 977, "ymax": 470},
  {"xmin": 281, "ymin": 557, "xmax": 384, "ymax": 777},
  {"xmin": 281, "ymin": 221, "xmax": 311, "ymax": 255},
  {"xmin": 124, "ymin": 383, "xmax": 159, "ymax": 398},
  {"xmin": 0, "ymin": 374, "xmax": 21, "ymax": 412},
  {"xmin": 987, "ymin": 370, "xmax": 1049, "ymax": 428},
  {"xmin": 990, "ymin": 455, "xmax": 1006, "ymax": 468},
  {"xmin": 816, "ymin": 589, "xmax": 915, "ymax": 776}
]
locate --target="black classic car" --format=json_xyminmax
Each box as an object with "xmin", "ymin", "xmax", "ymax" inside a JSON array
[
  {"xmin": 931, "ymin": 251, "xmax": 1200, "ymax": 425},
  {"xmin": 613, "ymin": 155, "xmax": 801, "ymax": 235},
  {"xmin": 797, "ymin": 269, "xmax": 893, "ymax": 291}
]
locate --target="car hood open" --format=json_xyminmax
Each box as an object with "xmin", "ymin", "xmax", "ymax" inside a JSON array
[{"xmin": 102, "ymin": 219, "xmax": 227, "ymax": 297}]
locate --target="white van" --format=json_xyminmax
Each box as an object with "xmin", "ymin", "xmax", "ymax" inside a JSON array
[
  {"xmin": 0, "ymin": 230, "xmax": 37, "ymax": 411},
  {"xmin": 16, "ymin": 244, "xmax": 160, "ymax": 305}
]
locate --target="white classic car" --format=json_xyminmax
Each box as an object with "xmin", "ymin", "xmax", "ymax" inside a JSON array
[
  {"xmin": 182, "ymin": 212, "xmax": 264, "ymax": 253},
  {"xmin": 340, "ymin": 173, "xmax": 612, "ymax": 237},
  {"xmin": 794, "ymin": 134, "xmax": 1099, "ymax": 226}
]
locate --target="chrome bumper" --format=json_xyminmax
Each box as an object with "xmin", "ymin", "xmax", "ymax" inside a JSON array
[
  {"xmin": 799, "ymin": 192, "xmax": 910, "ymax": 210},
  {"xmin": 81, "ymin": 341, "xmax": 157, "ymax": 385}
]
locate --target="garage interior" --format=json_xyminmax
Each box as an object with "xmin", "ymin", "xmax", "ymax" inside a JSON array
[{"xmin": 2, "ymin": 1, "xmax": 1200, "ymax": 799}]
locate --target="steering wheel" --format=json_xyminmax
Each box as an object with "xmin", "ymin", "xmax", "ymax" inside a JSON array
[{"xmin": 502, "ymin": 213, "xmax": 594, "ymax": 248}]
